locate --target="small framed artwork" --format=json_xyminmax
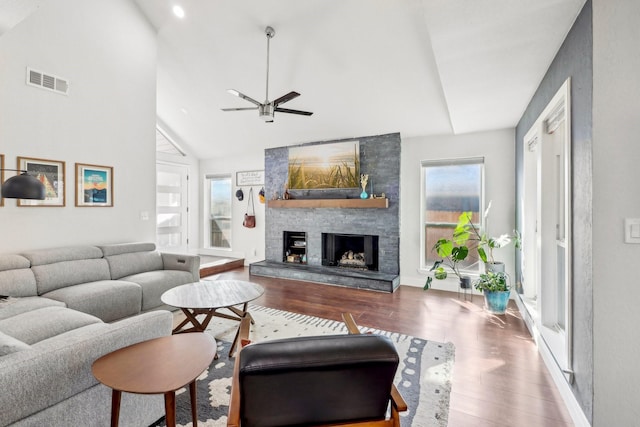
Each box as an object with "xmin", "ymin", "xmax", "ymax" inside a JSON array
[
  {"xmin": 75, "ymin": 163, "xmax": 113, "ymax": 207},
  {"xmin": 236, "ymin": 170, "xmax": 264, "ymax": 186},
  {"xmin": 17, "ymin": 156, "xmax": 66, "ymax": 207}
]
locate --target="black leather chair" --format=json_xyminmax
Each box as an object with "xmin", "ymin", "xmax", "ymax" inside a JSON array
[{"xmin": 227, "ymin": 314, "xmax": 407, "ymax": 427}]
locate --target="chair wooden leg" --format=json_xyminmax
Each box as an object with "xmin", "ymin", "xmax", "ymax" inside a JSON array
[{"xmin": 190, "ymin": 380, "xmax": 198, "ymax": 426}]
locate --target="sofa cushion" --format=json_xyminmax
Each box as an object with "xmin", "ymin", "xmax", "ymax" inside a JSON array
[
  {"xmin": 21, "ymin": 245, "xmax": 103, "ymax": 266},
  {"xmin": 0, "ymin": 296, "xmax": 66, "ymax": 321},
  {"xmin": 0, "ymin": 306, "xmax": 101, "ymax": 344},
  {"xmin": 31, "ymin": 259, "xmax": 112, "ymax": 295},
  {"xmin": 123, "ymin": 270, "xmax": 194, "ymax": 311},
  {"xmin": 0, "ymin": 331, "xmax": 31, "ymax": 356},
  {"xmin": 0, "ymin": 254, "xmax": 37, "ymax": 297},
  {"xmin": 43, "ymin": 280, "xmax": 142, "ymax": 322},
  {"xmin": 104, "ymin": 250, "xmax": 164, "ymax": 280},
  {"xmin": 99, "ymin": 242, "xmax": 157, "ymax": 257},
  {"xmin": 21, "ymin": 246, "xmax": 112, "ymax": 295}
]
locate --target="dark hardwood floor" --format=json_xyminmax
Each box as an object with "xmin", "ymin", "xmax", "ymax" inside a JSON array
[{"xmin": 210, "ymin": 267, "xmax": 574, "ymax": 427}]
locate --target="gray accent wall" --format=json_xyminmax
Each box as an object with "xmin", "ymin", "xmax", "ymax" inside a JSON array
[
  {"xmin": 264, "ymin": 133, "xmax": 401, "ymax": 276},
  {"xmin": 515, "ymin": 1, "xmax": 592, "ymax": 422}
]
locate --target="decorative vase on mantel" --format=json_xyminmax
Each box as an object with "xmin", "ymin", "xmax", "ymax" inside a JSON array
[{"xmin": 360, "ymin": 173, "xmax": 369, "ymax": 199}]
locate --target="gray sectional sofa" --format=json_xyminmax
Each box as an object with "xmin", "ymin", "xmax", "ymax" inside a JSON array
[{"xmin": 0, "ymin": 243, "xmax": 200, "ymax": 427}]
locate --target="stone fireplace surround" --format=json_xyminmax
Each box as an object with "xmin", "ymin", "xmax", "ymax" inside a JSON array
[{"xmin": 249, "ymin": 132, "xmax": 401, "ymax": 292}]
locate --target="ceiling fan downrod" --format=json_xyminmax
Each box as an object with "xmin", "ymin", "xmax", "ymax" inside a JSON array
[{"xmin": 265, "ymin": 26, "xmax": 275, "ymax": 103}]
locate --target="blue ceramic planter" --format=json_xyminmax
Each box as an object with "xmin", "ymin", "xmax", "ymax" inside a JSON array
[{"xmin": 483, "ymin": 290, "xmax": 510, "ymax": 314}]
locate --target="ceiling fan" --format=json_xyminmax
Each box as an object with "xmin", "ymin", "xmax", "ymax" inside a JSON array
[{"xmin": 221, "ymin": 26, "xmax": 313, "ymax": 123}]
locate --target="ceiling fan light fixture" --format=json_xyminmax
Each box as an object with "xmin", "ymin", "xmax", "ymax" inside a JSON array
[
  {"xmin": 221, "ymin": 26, "xmax": 313, "ymax": 122},
  {"xmin": 259, "ymin": 104, "xmax": 274, "ymax": 121}
]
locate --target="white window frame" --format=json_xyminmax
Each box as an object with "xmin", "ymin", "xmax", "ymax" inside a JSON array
[
  {"xmin": 419, "ymin": 157, "xmax": 485, "ymax": 274},
  {"xmin": 204, "ymin": 174, "xmax": 233, "ymax": 251}
]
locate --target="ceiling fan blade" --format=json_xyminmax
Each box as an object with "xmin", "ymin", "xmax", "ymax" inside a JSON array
[
  {"xmin": 221, "ymin": 107, "xmax": 259, "ymax": 112},
  {"xmin": 275, "ymin": 107, "xmax": 313, "ymax": 116},
  {"xmin": 272, "ymin": 91, "xmax": 300, "ymax": 107},
  {"xmin": 227, "ymin": 89, "xmax": 262, "ymax": 107}
]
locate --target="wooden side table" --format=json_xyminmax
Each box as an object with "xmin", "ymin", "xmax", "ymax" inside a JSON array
[{"xmin": 92, "ymin": 333, "xmax": 216, "ymax": 427}]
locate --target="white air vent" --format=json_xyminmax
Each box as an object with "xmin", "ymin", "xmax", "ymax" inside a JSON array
[{"xmin": 26, "ymin": 67, "xmax": 69, "ymax": 95}]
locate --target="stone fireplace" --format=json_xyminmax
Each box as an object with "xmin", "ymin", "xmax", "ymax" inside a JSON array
[{"xmin": 250, "ymin": 132, "xmax": 401, "ymax": 292}]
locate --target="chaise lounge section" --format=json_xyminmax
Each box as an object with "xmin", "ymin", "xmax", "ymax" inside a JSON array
[{"xmin": 0, "ymin": 243, "xmax": 200, "ymax": 426}]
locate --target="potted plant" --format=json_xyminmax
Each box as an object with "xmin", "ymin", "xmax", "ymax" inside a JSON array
[
  {"xmin": 473, "ymin": 270, "xmax": 511, "ymax": 314},
  {"xmin": 469, "ymin": 201, "xmax": 521, "ymax": 274},
  {"xmin": 424, "ymin": 212, "xmax": 477, "ymax": 290}
]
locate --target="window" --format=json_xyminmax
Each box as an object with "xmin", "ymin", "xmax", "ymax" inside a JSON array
[
  {"xmin": 206, "ymin": 175, "xmax": 232, "ymax": 249},
  {"xmin": 421, "ymin": 158, "xmax": 484, "ymax": 272}
]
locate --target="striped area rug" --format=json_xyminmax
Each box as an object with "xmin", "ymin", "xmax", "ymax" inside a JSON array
[{"xmin": 151, "ymin": 305, "xmax": 454, "ymax": 427}]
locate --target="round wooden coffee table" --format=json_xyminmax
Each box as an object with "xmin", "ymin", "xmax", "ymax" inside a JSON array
[
  {"xmin": 92, "ymin": 333, "xmax": 216, "ymax": 427},
  {"xmin": 161, "ymin": 280, "xmax": 264, "ymax": 356}
]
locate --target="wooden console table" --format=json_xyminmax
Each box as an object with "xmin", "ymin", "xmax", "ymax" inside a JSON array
[{"xmin": 267, "ymin": 198, "xmax": 388, "ymax": 209}]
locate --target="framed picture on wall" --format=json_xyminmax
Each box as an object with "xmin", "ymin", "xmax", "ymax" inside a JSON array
[
  {"xmin": 17, "ymin": 156, "xmax": 66, "ymax": 207},
  {"xmin": 0, "ymin": 154, "xmax": 4, "ymax": 207},
  {"xmin": 75, "ymin": 163, "xmax": 113, "ymax": 207},
  {"xmin": 236, "ymin": 170, "xmax": 264, "ymax": 186},
  {"xmin": 287, "ymin": 140, "xmax": 360, "ymax": 189}
]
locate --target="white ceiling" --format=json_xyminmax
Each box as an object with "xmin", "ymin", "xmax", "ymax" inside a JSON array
[
  {"xmin": 0, "ymin": 0, "xmax": 43, "ymax": 36},
  {"xmin": 2, "ymin": 0, "xmax": 587, "ymax": 159}
]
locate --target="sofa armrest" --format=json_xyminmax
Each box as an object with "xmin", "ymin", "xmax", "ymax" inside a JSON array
[{"xmin": 161, "ymin": 253, "xmax": 200, "ymax": 282}]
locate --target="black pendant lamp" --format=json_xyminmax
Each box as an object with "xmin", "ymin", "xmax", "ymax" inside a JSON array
[{"xmin": 1, "ymin": 170, "xmax": 46, "ymax": 200}]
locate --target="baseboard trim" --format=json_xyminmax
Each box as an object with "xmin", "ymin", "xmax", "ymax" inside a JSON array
[
  {"xmin": 515, "ymin": 296, "xmax": 591, "ymax": 427},
  {"xmin": 199, "ymin": 258, "xmax": 244, "ymax": 278}
]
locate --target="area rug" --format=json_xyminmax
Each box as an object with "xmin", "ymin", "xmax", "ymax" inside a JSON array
[{"xmin": 150, "ymin": 305, "xmax": 455, "ymax": 427}]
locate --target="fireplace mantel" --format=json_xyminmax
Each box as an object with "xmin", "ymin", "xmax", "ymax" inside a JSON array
[{"xmin": 267, "ymin": 198, "xmax": 388, "ymax": 209}]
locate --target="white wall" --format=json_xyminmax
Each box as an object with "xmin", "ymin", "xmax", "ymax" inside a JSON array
[
  {"xmin": 400, "ymin": 129, "xmax": 516, "ymax": 292},
  {"xmin": 592, "ymin": 1, "xmax": 640, "ymax": 425},
  {"xmin": 0, "ymin": 0, "xmax": 157, "ymax": 253},
  {"xmin": 199, "ymin": 153, "xmax": 265, "ymax": 265}
]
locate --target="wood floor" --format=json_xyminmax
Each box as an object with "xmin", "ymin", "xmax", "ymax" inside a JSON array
[{"xmin": 210, "ymin": 267, "xmax": 574, "ymax": 427}]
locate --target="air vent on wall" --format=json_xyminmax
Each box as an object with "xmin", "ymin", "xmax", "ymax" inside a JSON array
[{"xmin": 26, "ymin": 67, "xmax": 69, "ymax": 95}]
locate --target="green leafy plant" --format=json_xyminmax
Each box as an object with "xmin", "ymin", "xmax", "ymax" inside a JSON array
[
  {"xmin": 475, "ymin": 230, "xmax": 521, "ymax": 264},
  {"xmin": 468, "ymin": 201, "xmax": 521, "ymax": 265},
  {"xmin": 424, "ymin": 212, "xmax": 477, "ymax": 290},
  {"xmin": 423, "ymin": 203, "xmax": 522, "ymax": 290},
  {"xmin": 473, "ymin": 270, "xmax": 510, "ymax": 292}
]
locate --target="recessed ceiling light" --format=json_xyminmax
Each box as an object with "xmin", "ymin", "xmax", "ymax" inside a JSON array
[{"xmin": 172, "ymin": 5, "xmax": 185, "ymax": 18}]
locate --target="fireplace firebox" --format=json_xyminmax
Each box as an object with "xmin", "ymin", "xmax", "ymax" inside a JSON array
[{"xmin": 322, "ymin": 233, "xmax": 379, "ymax": 271}]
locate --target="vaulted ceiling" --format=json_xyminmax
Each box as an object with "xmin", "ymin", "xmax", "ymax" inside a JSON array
[{"xmin": 1, "ymin": 0, "xmax": 587, "ymax": 159}]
